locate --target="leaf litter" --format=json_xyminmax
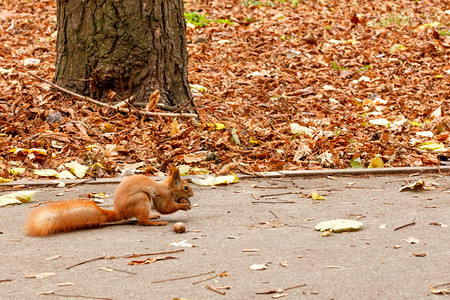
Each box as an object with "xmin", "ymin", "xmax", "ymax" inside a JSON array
[{"xmin": 0, "ymin": 0, "xmax": 449, "ymax": 180}]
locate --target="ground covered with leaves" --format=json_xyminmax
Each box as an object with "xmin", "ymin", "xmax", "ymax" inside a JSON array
[{"xmin": 0, "ymin": 0, "xmax": 449, "ymax": 180}]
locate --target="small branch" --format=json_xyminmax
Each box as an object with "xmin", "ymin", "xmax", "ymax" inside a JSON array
[
  {"xmin": 393, "ymin": 221, "xmax": 416, "ymax": 231},
  {"xmin": 100, "ymin": 267, "xmax": 137, "ymax": 275},
  {"xmin": 192, "ymin": 273, "xmax": 217, "ymax": 285},
  {"xmin": 345, "ymin": 186, "xmax": 384, "ymax": 189},
  {"xmin": 172, "ymin": 96, "xmax": 195, "ymax": 113},
  {"xmin": 269, "ymin": 210, "xmax": 279, "ymax": 218},
  {"xmin": 252, "ymin": 201, "xmax": 297, "ymax": 204},
  {"xmin": 66, "ymin": 250, "xmax": 185, "ymax": 269},
  {"xmin": 284, "ymin": 283, "xmax": 307, "ymax": 291},
  {"xmin": 66, "ymin": 256, "xmax": 106, "ymax": 270},
  {"xmin": 67, "ymin": 178, "xmax": 96, "ymax": 188},
  {"xmin": 121, "ymin": 249, "xmax": 185, "ymax": 258},
  {"xmin": 433, "ymin": 282, "xmax": 450, "ymax": 288},
  {"xmin": 41, "ymin": 293, "xmax": 111, "ymax": 300},
  {"xmin": 252, "ymin": 185, "xmax": 288, "ymax": 189},
  {"xmin": 152, "ymin": 270, "xmax": 215, "ymax": 284},
  {"xmin": 260, "ymin": 191, "xmax": 301, "ymax": 198},
  {"xmin": 27, "ymin": 72, "xmax": 197, "ymax": 119},
  {"xmin": 205, "ymin": 284, "xmax": 226, "ymax": 295}
]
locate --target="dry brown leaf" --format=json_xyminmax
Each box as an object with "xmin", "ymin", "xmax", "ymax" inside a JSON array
[{"xmin": 146, "ymin": 89, "xmax": 160, "ymax": 111}]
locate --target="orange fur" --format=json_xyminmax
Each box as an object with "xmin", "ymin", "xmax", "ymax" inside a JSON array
[{"xmin": 25, "ymin": 165, "xmax": 193, "ymax": 237}]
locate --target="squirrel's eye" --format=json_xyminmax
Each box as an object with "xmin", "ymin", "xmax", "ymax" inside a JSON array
[{"xmin": 184, "ymin": 186, "xmax": 189, "ymax": 191}]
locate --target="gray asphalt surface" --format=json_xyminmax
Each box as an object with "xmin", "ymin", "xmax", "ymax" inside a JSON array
[{"xmin": 1, "ymin": 171, "xmax": 449, "ymax": 299}]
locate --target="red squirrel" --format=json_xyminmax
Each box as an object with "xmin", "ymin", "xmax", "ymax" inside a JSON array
[{"xmin": 25, "ymin": 164, "xmax": 193, "ymax": 237}]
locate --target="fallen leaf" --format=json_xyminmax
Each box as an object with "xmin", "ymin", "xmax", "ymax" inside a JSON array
[
  {"xmin": 417, "ymin": 142, "xmax": 447, "ymax": 152},
  {"xmin": 191, "ymin": 173, "xmax": 239, "ymax": 186},
  {"xmin": 399, "ymin": 180, "xmax": 425, "ymax": 192},
  {"xmin": 390, "ymin": 44, "xmax": 406, "ymax": 53},
  {"xmin": 249, "ymin": 263, "xmax": 268, "ymax": 270},
  {"xmin": 369, "ymin": 118, "xmax": 391, "ymax": 127},
  {"xmin": 33, "ymin": 169, "xmax": 59, "ymax": 177},
  {"xmin": 0, "ymin": 191, "xmax": 37, "ymax": 206},
  {"xmin": 314, "ymin": 219, "xmax": 363, "ymax": 233},
  {"xmin": 311, "ymin": 192, "xmax": 325, "ymax": 200},
  {"xmin": 56, "ymin": 170, "xmax": 77, "ymax": 179},
  {"xmin": 368, "ymin": 156, "xmax": 384, "ymax": 168},
  {"xmin": 403, "ymin": 236, "xmax": 420, "ymax": 244},
  {"xmin": 65, "ymin": 161, "xmax": 89, "ymax": 178},
  {"xmin": 169, "ymin": 240, "xmax": 193, "ymax": 247},
  {"xmin": 290, "ymin": 123, "xmax": 314, "ymax": 137}
]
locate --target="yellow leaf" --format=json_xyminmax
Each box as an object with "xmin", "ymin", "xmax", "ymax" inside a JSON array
[
  {"xmin": 86, "ymin": 145, "xmax": 100, "ymax": 151},
  {"xmin": 191, "ymin": 173, "xmax": 239, "ymax": 186},
  {"xmin": 390, "ymin": 44, "xmax": 406, "ymax": 54},
  {"xmin": 418, "ymin": 142, "xmax": 447, "ymax": 152},
  {"xmin": 249, "ymin": 137, "xmax": 262, "ymax": 145},
  {"xmin": 418, "ymin": 21, "xmax": 441, "ymax": 29},
  {"xmin": 65, "ymin": 161, "xmax": 89, "ymax": 178},
  {"xmin": 215, "ymin": 123, "xmax": 225, "ymax": 130},
  {"xmin": 33, "ymin": 169, "xmax": 59, "ymax": 177},
  {"xmin": 0, "ymin": 191, "xmax": 37, "ymax": 206},
  {"xmin": 311, "ymin": 192, "xmax": 325, "ymax": 200},
  {"xmin": 368, "ymin": 157, "xmax": 384, "ymax": 168},
  {"xmin": 56, "ymin": 170, "xmax": 77, "ymax": 179},
  {"xmin": 0, "ymin": 177, "xmax": 13, "ymax": 183},
  {"xmin": 9, "ymin": 167, "xmax": 26, "ymax": 175}
]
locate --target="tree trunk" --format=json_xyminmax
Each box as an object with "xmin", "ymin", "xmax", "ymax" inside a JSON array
[{"xmin": 54, "ymin": 0, "xmax": 191, "ymax": 108}]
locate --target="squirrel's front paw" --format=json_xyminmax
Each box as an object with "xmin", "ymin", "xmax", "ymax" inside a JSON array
[{"xmin": 179, "ymin": 203, "xmax": 191, "ymax": 211}]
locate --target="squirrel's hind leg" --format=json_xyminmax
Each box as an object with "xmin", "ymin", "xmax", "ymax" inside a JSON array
[{"xmin": 133, "ymin": 196, "xmax": 167, "ymax": 226}]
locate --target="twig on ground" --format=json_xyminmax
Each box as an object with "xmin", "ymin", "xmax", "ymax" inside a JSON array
[
  {"xmin": 432, "ymin": 282, "xmax": 450, "ymax": 288},
  {"xmin": 172, "ymin": 96, "xmax": 195, "ymax": 113},
  {"xmin": 66, "ymin": 256, "xmax": 106, "ymax": 270},
  {"xmin": 283, "ymin": 283, "xmax": 307, "ymax": 291},
  {"xmin": 121, "ymin": 249, "xmax": 184, "ymax": 258},
  {"xmin": 205, "ymin": 284, "xmax": 227, "ymax": 295},
  {"xmin": 66, "ymin": 250, "xmax": 185, "ymax": 269},
  {"xmin": 252, "ymin": 201, "xmax": 297, "ymax": 204},
  {"xmin": 67, "ymin": 178, "xmax": 95, "ymax": 188},
  {"xmin": 152, "ymin": 270, "xmax": 215, "ymax": 283},
  {"xmin": 345, "ymin": 186, "xmax": 384, "ymax": 189},
  {"xmin": 192, "ymin": 273, "xmax": 217, "ymax": 285},
  {"xmin": 256, "ymin": 283, "xmax": 307, "ymax": 295},
  {"xmin": 252, "ymin": 185, "xmax": 288, "ymax": 189},
  {"xmin": 393, "ymin": 221, "xmax": 416, "ymax": 231},
  {"xmin": 260, "ymin": 191, "xmax": 301, "ymax": 197},
  {"xmin": 38, "ymin": 292, "xmax": 111, "ymax": 300},
  {"xmin": 26, "ymin": 72, "xmax": 197, "ymax": 119},
  {"xmin": 99, "ymin": 267, "xmax": 137, "ymax": 275},
  {"xmin": 269, "ymin": 210, "xmax": 279, "ymax": 218}
]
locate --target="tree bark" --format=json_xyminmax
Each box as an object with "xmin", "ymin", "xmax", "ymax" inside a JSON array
[{"xmin": 54, "ymin": 0, "xmax": 192, "ymax": 108}]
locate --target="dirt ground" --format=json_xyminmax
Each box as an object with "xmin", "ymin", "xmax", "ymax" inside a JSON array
[{"xmin": 0, "ymin": 172, "xmax": 449, "ymax": 299}]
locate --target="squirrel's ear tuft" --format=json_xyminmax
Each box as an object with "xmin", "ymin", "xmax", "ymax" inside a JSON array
[{"xmin": 168, "ymin": 164, "xmax": 181, "ymax": 186}]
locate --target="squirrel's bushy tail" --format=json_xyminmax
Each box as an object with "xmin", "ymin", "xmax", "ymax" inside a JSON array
[{"xmin": 25, "ymin": 199, "xmax": 118, "ymax": 237}]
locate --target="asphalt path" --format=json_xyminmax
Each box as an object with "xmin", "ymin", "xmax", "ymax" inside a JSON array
[{"xmin": 0, "ymin": 170, "xmax": 449, "ymax": 299}]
